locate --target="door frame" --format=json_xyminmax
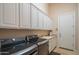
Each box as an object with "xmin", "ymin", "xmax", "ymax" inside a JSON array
[{"xmin": 57, "ymin": 13, "xmax": 76, "ymax": 51}]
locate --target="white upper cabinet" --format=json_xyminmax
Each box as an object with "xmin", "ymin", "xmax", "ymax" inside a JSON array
[
  {"xmin": 46, "ymin": 17, "xmax": 50, "ymax": 29},
  {"xmin": 31, "ymin": 4, "xmax": 53, "ymax": 30},
  {"xmin": 0, "ymin": 4, "xmax": 3, "ymax": 26},
  {"xmin": 20, "ymin": 3, "xmax": 31, "ymax": 29},
  {"xmin": 50, "ymin": 20, "xmax": 53, "ymax": 30},
  {"xmin": 0, "ymin": 3, "xmax": 19, "ymax": 28},
  {"xmin": 31, "ymin": 4, "xmax": 39, "ymax": 29},
  {"xmin": 43, "ymin": 15, "xmax": 53, "ymax": 30},
  {"xmin": 0, "ymin": 3, "xmax": 53, "ymax": 30},
  {"xmin": 38, "ymin": 10, "xmax": 44, "ymax": 29},
  {"xmin": 44, "ymin": 15, "xmax": 48, "ymax": 29},
  {"xmin": 48, "ymin": 18, "xmax": 53, "ymax": 30}
]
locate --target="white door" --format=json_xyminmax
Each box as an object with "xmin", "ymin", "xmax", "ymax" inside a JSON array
[
  {"xmin": 20, "ymin": 3, "xmax": 31, "ymax": 29},
  {"xmin": 58, "ymin": 13, "xmax": 75, "ymax": 50},
  {"xmin": 0, "ymin": 3, "xmax": 19, "ymax": 28}
]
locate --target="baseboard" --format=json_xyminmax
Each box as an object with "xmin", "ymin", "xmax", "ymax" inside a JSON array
[
  {"xmin": 59, "ymin": 47, "xmax": 73, "ymax": 51},
  {"xmin": 53, "ymin": 46, "xmax": 57, "ymax": 51},
  {"xmin": 49, "ymin": 46, "xmax": 57, "ymax": 54},
  {"xmin": 74, "ymin": 50, "xmax": 79, "ymax": 55},
  {"xmin": 49, "ymin": 46, "xmax": 61, "ymax": 55}
]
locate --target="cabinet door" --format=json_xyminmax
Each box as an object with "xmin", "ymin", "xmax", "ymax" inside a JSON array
[
  {"xmin": 46, "ymin": 17, "xmax": 52, "ymax": 30},
  {"xmin": 0, "ymin": 3, "xmax": 19, "ymax": 28},
  {"xmin": 50, "ymin": 19, "xmax": 53, "ymax": 30},
  {"xmin": 38, "ymin": 11, "xmax": 44, "ymax": 29},
  {"xmin": 31, "ymin": 5, "xmax": 38, "ymax": 29},
  {"xmin": 49, "ymin": 39, "xmax": 52, "ymax": 53},
  {"xmin": 20, "ymin": 3, "xmax": 31, "ymax": 29},
  {"xmin": 43, "ymin": 15, "xmax": 47, "ymax": 29},
  {"xmin": 51, "ymin": 39, "xmax": 57, "ymax": 50},
  {"xmin": 49, "ymin": 19, "xmax": 53, "ymax": 30},
  {"xmin": 49, "ymin": 39, "xmax": 57, "ymax": 53},
  {"xmin": 0, "ymin": 4, "xmax": 3, "ymax": 26},
  {"xmin": 47, "ymin": 17, "xmax": 50, "ymax": 30}
]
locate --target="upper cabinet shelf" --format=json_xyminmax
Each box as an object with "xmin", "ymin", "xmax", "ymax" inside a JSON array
[{"xmin": 0, "ymin": 3, "xmax": 53, "ymax": 30}]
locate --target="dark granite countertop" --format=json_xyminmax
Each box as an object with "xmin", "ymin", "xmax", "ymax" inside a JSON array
[{"xmin": 0, "ymin": 42, "xmax": 36, "ymax": 55}]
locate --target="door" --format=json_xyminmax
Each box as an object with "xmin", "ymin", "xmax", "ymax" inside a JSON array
[
  {"xmin": 20, "ymin": 3, "xmax": 31, "ymax": 29},
  {"xmin": 31, "ymin": 4, "xmax": 38, "ymax": 29},
  {"xmin": 58, "ymin": 13, "xmax": 75, "ymax": 50},
  {"xmin": 0, "ymin": 3, "xmax": 19, "ymax": 28}
]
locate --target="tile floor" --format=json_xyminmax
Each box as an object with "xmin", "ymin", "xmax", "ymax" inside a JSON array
[{"xmin": 53, "ymin": 47, "xmax": 76, "ymax": 55}]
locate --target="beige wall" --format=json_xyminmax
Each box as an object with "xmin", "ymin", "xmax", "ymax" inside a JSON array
[
  {"xmin": 32, "ymin": 3, "xmax": 48, "ymax": 14},
  {"xmin": 48, "ymin": 3, "xmax": 76, "ymax": 28},
  {"xmin": 0, "ymin": 29, "xmax": 49, "ymax": 39}
]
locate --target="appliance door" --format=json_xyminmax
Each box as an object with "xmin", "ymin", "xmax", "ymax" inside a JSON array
[
  {"xmin": 22, "ymin": 46, "xmax": 38, "ymax": 55},
  {"xmin": 11, "ymin": 44, "xmax": 38, "ymax": 55},
  {"xmin": 38, "ymin": 40, "xmax": 49, "ymax": 55}
]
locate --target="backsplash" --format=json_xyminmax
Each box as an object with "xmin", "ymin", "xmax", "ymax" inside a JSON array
[{"xmin": 0, "ymin": 29, "xmax": 49, "ymax": 39}]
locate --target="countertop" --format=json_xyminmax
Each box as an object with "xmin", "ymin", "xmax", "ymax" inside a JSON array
[
  {"xmin": 40, "ymin": 35, "xmax": 56, "ymax": 40},
  {"xmin": 0, "ymin": 38, "xmax": 47, "ymax": 55}
]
